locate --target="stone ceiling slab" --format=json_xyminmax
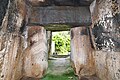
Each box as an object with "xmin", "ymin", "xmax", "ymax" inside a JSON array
[
  {"xmin": 28, "ymin": 6, "xmax": 92, "ymax": 29},
  {"xmin": 27, "ymin": 0, "xmax": 94, "ymax": 6}
]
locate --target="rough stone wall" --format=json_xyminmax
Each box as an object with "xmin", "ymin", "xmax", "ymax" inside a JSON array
[
  {"xmin": 90, "ymin": 0, "xmax": 120, "ymax": 80},
  {"xmin": 29, "ymin": 6, "xmax": 92, "ymax": 26},
  {"xmin": 0, "ymin": 0, "xmax": 119, "ymax": 80},
  {"xmin": 0, "ymin": 0, "xmax": 9, "ymax": 26},
  {"xmin": 70, "ymin": 27, "xmax": 96, "ymax": 79},
  {"xmin": 0, "ymin": 0, "xmax": 48, "ymax": 79},
  {"xmin": 0, "ymin": 0, "xmax": 28, "ymax": 79},
  {"xmin": 22, "ymin": 26, "xmax": 48, "ymax": 80},
  {"xmin": 46, "ymin": 31, "xmax": 52, "ymax": 57}
]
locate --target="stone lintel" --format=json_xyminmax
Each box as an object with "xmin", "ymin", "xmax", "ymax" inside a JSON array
[
  {"xmin": 28, "ymin": 6, "xmax": 91, "ymax": 31},
  {"xmin": 27, "ymin": 0, "xmax": 94, "ymax": 6}
]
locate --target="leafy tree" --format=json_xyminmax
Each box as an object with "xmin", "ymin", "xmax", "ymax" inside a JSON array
[{"xmin": 52, "ymin": 31, "xmax": 70, "ymax": 54}]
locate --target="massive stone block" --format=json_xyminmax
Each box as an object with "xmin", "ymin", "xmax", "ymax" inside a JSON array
[
  {"xmin": 0, "ymin": 0, "xmax": 28, "ymax": 80},
  {"xmin": 70, "ymin": 27, "xmax": 95, "ymax": 79},
  {"xmin": 28, "ymin": 0, "xmax": 94, "ymax": 6},
  {"xmin": 0, "ymin": 0, "xmax": 9, "ymax": 26},
  {"xmin": 23, "ymin": 26, "xmax": 48, "ymax": 79},
  {"xmin": 90, "ymin": 0, "xmax": 120, "ymax": 80},
  {"xmin": 28, "ymin": 6, "xmax": 92, "ymax": 30}
]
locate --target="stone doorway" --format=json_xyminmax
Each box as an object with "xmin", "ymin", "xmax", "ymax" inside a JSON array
[
  {"xmin": 26, "ymin": 4, "xmax": 94, "ymax": 79},
  {"xmin": 0, "ymin": 0, "xmax": 119, "ymax": 80},
  {"xmin": 0, "ymin": 0, "xmax": 97, "ymax": 80},
  {"xmin": 43, "ymin": 26, "xmax": 77, "ymax": 80}
]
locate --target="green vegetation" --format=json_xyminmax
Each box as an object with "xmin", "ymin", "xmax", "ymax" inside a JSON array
[
  {"xmin": 52, "ymin": 31, "xmax": 70, "ymax": 55},
  {"xmin": 41, "ymin": 60, "xmax": 77, "ymax": 80},
  {"xmin": 41, "ymin": 71, "xmax": 77, "ymax": 80}
]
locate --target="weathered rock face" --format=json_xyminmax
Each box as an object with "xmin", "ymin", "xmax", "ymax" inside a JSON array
[
  {"xmin": 28, "ymin": 0, "xmax": 94, "ymax": 6},
  {"xmin": 0, "ymin": 0, "xmax": 9, "ymax": 26},
  {"xmin": 0, "ymin": 0, "xmax": 28, "ymax": 80},
  {"xmin": 90, "ymin": 0, "xmax": 120, "ymax": 80},
  {"xmin": 46, "ymin": 31, "xmax": 52, "ymax": 57},
  {"xmin": 0, "ymin": 0, "xmax": 119, "ymax": 80},
  {"xmin": 70, "ymin": 27, "xmax": 95, "ymax": 79},
  {"xmin": 23, "ymin": 26, "xmax": 48, "ymax": 79},
  {"xmin": 29, "ymin": 6, "xmax": 92, "ymax": 27},
  {"xmin": 91, "ymin": 0, "xmax": 120, "ymax": 52}
]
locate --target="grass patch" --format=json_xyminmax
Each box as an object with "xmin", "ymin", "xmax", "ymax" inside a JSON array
[
  {"xmin": 41, "ymin": 66, "xmax": 77, "ymax": 80},
  {"xmin": 41, "ymin": 72, "xmax": 77, "ymax": 80},
  {"xmin": 41, "ymin": 59, "xmax": 78, "ymax": 80},
  {"xmin": 42, "ymin": 74, "xmax": 69, "ymax": 80}
]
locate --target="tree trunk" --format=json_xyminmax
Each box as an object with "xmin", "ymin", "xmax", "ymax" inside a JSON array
[{"xmin": 70, "ymin": 27, "xmax": 95, "ymax": 79}]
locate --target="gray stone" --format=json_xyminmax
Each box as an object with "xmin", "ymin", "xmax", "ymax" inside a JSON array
[
  {"xmin": 28, "ymin": 6, "xmax": 92, "ymax": 29},
  {"xmin": 0, "ymin": 0, "xmax": 9, "ymax": 26},
  {"xmin": 28, "ymin": 0, "xmax": 94, "ymax": 6}
]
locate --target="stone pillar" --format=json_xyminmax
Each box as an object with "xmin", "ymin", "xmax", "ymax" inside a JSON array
[
  {"xmin": 46, "ymin": 31, "xmax": 52, "ymax": 58},
  {"xmin": 90, "ymin": 0, "xmax": 120, "ymax": 80},
  {"xmin": 0, "ymin": 0, "xmax": 28, "ymax": 80},
  {"xmin": 22, "ymin": 26, "xmax": 48, "ymax": 80},
  {"xmin": 70, "ymin": 27, "xmax": 95, "ymax": 79}
]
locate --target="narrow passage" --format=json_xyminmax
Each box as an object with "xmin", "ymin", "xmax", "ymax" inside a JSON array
[{"xmin": 42, "ymin": 57, "xmax": 77, "ymax": 80}]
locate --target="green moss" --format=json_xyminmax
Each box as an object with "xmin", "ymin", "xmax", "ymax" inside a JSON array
[
  {"xmin": 41, "ymin": 70, "xmax": 77, "ymax": 80},
  {"xmin": 41, "ymin": 60, "xmax": 77, "ymax": 80}
]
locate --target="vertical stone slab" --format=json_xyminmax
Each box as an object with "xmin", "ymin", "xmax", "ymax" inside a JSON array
[
  {"xmin": 0, "ymin": 0, "xmax": 28, "ymax": 80},
  {"xmin": 22, "ymin": 26, "xmax": 48, "ymax": 79},
  {"xmin": 1, "ymin": 35, "xmax": 24, "ymax": 80},
  {"xmin": 90, "ymin": 0, "xmax": 120, "ymax": 80},
  {"xmin": 46, "ymin": 31, "xmax": 52, "ymax": 58},
  {"xmin": 70, "ymin": 27, "xmax": 95, "ymax": 79}
]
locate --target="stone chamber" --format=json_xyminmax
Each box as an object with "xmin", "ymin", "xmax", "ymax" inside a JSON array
[{"xmin": 0, "ymin": 0, "xmax": 119, "ymax": 80}]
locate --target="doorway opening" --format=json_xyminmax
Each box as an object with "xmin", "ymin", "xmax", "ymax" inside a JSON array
[
  {"xmin": 51, "ymin": 31, "xmax": 70, "ymax": 58},
  {"xmin": 42, "ymin": 26, "xmax": 78, "ymax": 80}
]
